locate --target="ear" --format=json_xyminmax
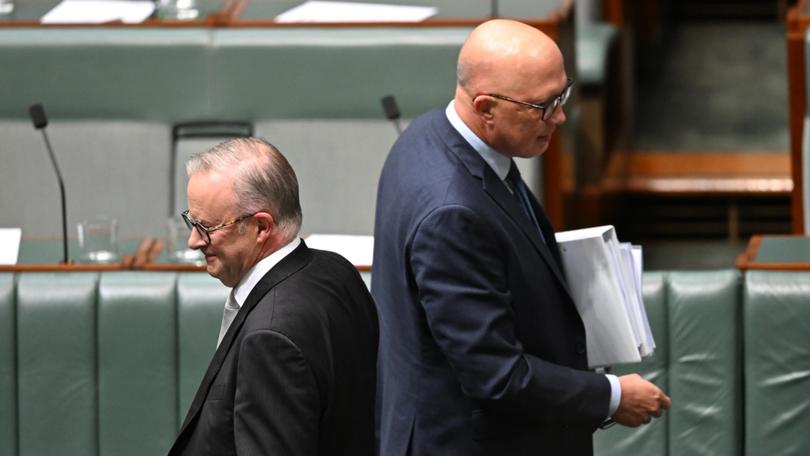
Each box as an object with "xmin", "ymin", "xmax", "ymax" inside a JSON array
[
  {"xmin": 472, "ymin": 95, "xmax": 497, "ymax": 124},
  {"xmin": 253, "ymin": 212, "xmax": 276, "ymax": 243}
]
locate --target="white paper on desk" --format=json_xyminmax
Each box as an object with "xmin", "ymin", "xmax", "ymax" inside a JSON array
[
  {"xmin": 0, "ymin": 228, "xmax": 22, "ymax": 266},
  {"xmin": 304, "ymin": 234, "xmax": 373, "ymax": 268},
  {"xmin": 41, "ymin": 0, "xmax": 155, "ymax": 24},
  {"xmin": 276, "ymin": 1, "xmax": 437, "ymax": 23},
  {"xmin": 555, "ymin": 225, "xmax": 643, "ymax": 368}
]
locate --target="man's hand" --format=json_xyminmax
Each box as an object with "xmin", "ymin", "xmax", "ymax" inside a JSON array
[{"xmin": 613, "ymin": 374, "xmax": 671, "ymax": 427}]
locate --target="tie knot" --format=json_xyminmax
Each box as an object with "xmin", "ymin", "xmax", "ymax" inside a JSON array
[{"xmin": 506, "ymin": 160, "xmax": 522, "ymax": 189}]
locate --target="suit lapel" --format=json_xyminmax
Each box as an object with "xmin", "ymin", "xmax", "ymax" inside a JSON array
[
  {"xmin": 434, "ymin": 113, "xmax": 572, "ymax": 298},
  {"xmin": 174, "ymin": 241, "xmax": 313, "ymax": 439},
  {"xmin": 480, "ymin": 169, "xmax": 572, "ymax": 297}
]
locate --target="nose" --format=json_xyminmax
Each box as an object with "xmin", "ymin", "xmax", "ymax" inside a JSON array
[
  {"xmin": 549, "ymin": 104, "xmax": 566, "ymax": 125},
  {"xmin": 187, "ymin": 228, "xmax": 207, "ymax": 250}
]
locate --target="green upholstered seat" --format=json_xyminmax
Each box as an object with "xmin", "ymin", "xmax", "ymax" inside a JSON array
[
  {"xmin": 98, "ymin": 272, "xmax": 179, "ymax": 456},
  {"xmin": 17, "ymin": 272, "xmax": 99, "ymax": 455},
  {"xmin": 0, "ymin": 273, "xmax": 15, "ymax": 456},
  {"xmin": 209, "ymin": 27, "xmax": 468, "ymax": 120},
  {"xmin": 593, "ymin": 271, "xmax": 669, "ymax": 455},
  {"xmin": 744, "ymin": 271, "xmax": 810, "ymax": 456},
  {"xmin": 2, "ymin": 268, "xmax": 810, "ymax": 455},
  {"xmin": 667, "ymin": 270, "xmax": 742, "ymax": 455},
  {"xmin": 0, "ymin": 28, "xmax": 211, "ymax": 120}
]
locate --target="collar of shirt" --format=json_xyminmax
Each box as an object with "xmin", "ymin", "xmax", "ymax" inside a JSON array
[
  {"xmin": 230, "ymin": 237, "xmax": 302, "ymax": 309},
  {"xmin": 445, "ymin": 100, "xmax": 511, "ymax": 182}
]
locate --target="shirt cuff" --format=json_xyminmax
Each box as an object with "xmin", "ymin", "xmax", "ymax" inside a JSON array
[{"xmin": 606, "ymin": 374, "xmax": 622, "ymax": 418}]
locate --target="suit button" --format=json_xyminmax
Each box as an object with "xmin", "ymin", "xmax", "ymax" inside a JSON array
[{"xmin": 576, "ymin": 344, "xmax": 586, "ymax": 355}]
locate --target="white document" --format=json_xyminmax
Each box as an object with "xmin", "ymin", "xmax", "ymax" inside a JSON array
[
  {"xmin": 555, "ymin": 225, "xmax": 653, "ymax": 368},
  {"xmin": 276, "ymin": 1, "xmax": 437, "ymax": 23},
  {"xmin": 0, "ymin": 228, "xmax": 22, "ymax": 265},
  {"xmin": 41, "ymin": 0, "xmax": 155, "ymax": 24},
  {"xmin": 304, "ymin": 234, "xmax": 373, "ymax": 268}
]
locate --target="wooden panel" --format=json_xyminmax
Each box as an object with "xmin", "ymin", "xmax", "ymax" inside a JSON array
[{"xmin": 600, "ymin": 151, "xmax": 792, "ymax": 196}]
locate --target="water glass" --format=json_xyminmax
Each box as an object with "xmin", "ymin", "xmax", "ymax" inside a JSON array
[
  {"xmin": 77, "ymin": 216, "xmax": 119, "ymax": 264},
  {"xmin": 168, "ymin": 217, "xmax": 203, "ymax": 264}
]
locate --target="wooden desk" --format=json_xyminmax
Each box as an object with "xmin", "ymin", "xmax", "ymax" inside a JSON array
[
  {"xmin": 736, "ymin": 234, "xmax": 810, "ymax": 271},
  {"xmin": 0, "ymin": 237, "xmax": 152, "ymax": 272}
]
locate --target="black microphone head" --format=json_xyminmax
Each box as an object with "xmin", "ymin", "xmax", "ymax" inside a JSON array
[
  {"xmin": 29, "ymin": 103, "xmax": 48, "ymax": 130},
  {"xmin": 380, "ymin": 95, "xmax": 401, "ymax": 121}
]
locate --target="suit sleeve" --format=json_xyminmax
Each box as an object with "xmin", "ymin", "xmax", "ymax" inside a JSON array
[
  {"xmin": 234, "ymin": 328, "xmax": 319, "ymax": 456},
  {"xmin": 410, "ymin": 205, "xmax": 609, "ymax": 426}
]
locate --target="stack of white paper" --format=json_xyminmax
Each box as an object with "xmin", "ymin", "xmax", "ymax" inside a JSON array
[
  {"xmin": 555, "ymin": 225, "xmax": 654, "ymax": 368},
  {"xmin": 41, "ymin": 0, "xmax": 156, "ymax": 24},
  {"xmin": 275, "ymin": 1, "xmax": 437, "ymax": 23}
]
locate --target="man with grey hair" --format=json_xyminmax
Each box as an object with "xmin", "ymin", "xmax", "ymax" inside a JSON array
[{"xmin": 167, "ymin": 137, "xmax": 378, "ymax": 456}]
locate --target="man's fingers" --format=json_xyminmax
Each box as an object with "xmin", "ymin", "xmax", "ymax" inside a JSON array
[{"xmin": 660, "ymin": 393, "xmax": 672, "ymax": 409}]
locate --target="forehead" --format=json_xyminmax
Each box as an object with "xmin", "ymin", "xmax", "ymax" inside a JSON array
[{"xmin": 187, "ymin": 170, "xmax": 237, "ymax": 221}]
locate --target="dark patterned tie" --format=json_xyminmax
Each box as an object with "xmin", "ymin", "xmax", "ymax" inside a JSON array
[{"xmin": 506, "ymin": 161, "xmax": 546, "ymax": 244}]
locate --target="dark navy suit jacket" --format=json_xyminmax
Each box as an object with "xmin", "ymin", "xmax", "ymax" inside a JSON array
[
  {"xmin": 372, "ymin": 108, "xmax": 611, "ymax": 456},
  {"xmin": 168, "ymin": 242, "xmax": 378, "ymax": 456}
]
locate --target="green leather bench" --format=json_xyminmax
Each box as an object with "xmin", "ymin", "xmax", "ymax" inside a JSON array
[
  {"xmin": 0, "ymin": 271, "xmax": 227, "ymax": 456},
  {"xmin": 3, "ymin": 269, "xmax": 809, "ymax": 455},
  {"xmin": 595, "ymin": 270, "xmax": 744, "ymax": 455}
]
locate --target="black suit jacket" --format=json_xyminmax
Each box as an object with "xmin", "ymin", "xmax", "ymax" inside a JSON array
[
  {"xmin": 168, "ymin": 241, "xmax": 378, "ymax": 456},
  {"xmin": 371, "ymin": 109, "xmax": 611, "ymax": 456}
]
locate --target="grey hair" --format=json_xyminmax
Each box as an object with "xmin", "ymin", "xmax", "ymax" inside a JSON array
[{"xmin": 186, "ymin": 137, "xmax": 303, "ymax": 242}]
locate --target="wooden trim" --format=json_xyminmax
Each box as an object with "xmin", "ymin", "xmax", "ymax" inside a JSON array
[
  {"xmin": 603, "ymin": 0, "xmax": 625, "ymax": 27},
  {"xmin": 599, "ymin": 150, "xmax": 792, "ymax": 196},
  {"xmin": 787, "ymin": 5, "xmax": 807, "ymax": 233},
  {"xmin": 0, "ymin": 264, "xmax": 122, "ymax": 272},
  {"xmin": 735, "ymin": 234, "xmax": 762, "ymax": 270},
  {"xmin": 736, "ymin": 234, "xmax": 810, "ymax": 270}
]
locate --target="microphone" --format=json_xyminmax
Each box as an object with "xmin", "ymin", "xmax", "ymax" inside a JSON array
[
  {"xmin": 29, "ymin": 103, "xmax": 69, "ymax": 264},
  {"xmin": 380, "ymin": 95, "xmax": 402, "ymax": 136},
  {"xmin": 490, "ymin": 0, "xmax": 498, "ymax": 18}
]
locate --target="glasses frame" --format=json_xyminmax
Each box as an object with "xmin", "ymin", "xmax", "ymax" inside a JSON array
[
  {"xmin": 486, "ymin": 78, "xmax": 575, "ymax": 121},
  {"xmin": 181, "ymin": 210, "xmax": 255, "ymax": 246}
]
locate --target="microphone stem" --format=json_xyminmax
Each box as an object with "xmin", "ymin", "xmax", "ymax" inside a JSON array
[
  {"xmin": 40, "ymin": 129, "xmax": 69, "ymax": 264},
  {"xmin": 393, "ymin": 119, "xmax": 402, "ymax": 136}
]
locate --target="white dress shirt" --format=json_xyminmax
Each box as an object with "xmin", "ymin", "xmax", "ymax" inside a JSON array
[{"xmin": 217, "ymin": 237, "xmax": 302, "ymax": 346}]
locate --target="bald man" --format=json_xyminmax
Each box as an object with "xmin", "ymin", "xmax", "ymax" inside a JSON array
[{"xmin": 372, "ymin": 20, "xmax": 669, "ymax": 455}]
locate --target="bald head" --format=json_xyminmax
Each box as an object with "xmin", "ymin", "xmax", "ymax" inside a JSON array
[
  {"xmin": 457, "ymin": 19, "xmax": 564, "ymax": 99},
  {"xmin": 452, "ymin": 20, "xmax": 569, "ymax": 157}
]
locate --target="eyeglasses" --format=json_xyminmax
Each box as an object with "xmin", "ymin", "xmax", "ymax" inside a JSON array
[
  {"xmin": 486, "ymin": 78, "xmax": 574, "ymax": 121},
  {"xmin": 181, "ymin": 210, "xmax": 255, "ymax": 246}
]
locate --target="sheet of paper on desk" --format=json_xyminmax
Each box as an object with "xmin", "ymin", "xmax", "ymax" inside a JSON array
[
  {"xmin": 304, "ymin": 234, "xmax": 373, "ymax": 268},
  {"xmin": 0, "ymin": 228, "xmax": 22, "ymax": 265},
  {"xmin": 276, "ymin": 1, "xmax": 437, "ymax": 23},
  {"xmin": 555, "ymin": 225, "xmax": 654, "ymax": 368},
  {"xmin": 41, "ymin": 0, "xmax": 155, "ymax": 24}
]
